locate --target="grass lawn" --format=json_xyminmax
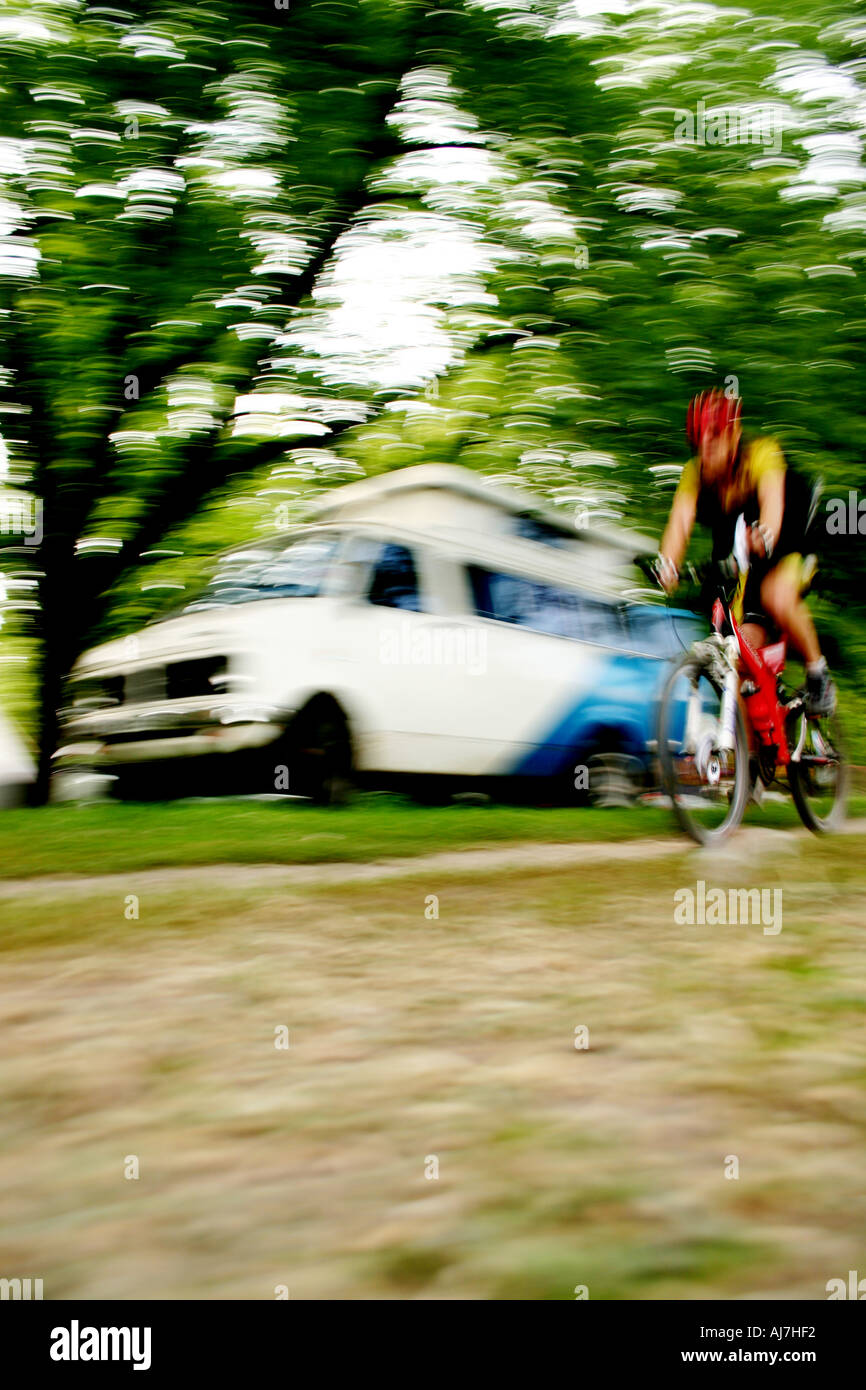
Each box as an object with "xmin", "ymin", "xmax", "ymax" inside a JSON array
[{"xmin": 2, "ymin": 791, "xmax": 864, "ymax": 880}]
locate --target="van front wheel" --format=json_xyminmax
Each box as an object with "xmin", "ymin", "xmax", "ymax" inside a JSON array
[{"xmin": 285, "ymin": 699, "xmax": 353, "ymax": 805}]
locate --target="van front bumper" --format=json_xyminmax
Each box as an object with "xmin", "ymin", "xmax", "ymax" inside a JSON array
[{"xmin": 55, "ymin": 699, "xmax": 287, "ymax": 768}]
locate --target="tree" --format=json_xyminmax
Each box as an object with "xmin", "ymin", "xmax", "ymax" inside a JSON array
[{"xmin": 0, "ymin": 0, "xmax": 427, "ymax": 799}]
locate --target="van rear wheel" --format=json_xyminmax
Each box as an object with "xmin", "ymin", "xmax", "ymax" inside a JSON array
[{"xmin": 587, "ymin": 749, "xmax": 644, "ymax": 807}]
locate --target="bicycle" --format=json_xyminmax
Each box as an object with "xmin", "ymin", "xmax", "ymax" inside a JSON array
[{"xmin": 642, "ymin": 548, "xmax": 848, "ymax": 846}]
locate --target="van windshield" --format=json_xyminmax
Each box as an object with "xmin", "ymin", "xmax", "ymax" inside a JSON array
[{"xmin": 186, "ymin": 534, "xmax": 340, "ymax": 611}]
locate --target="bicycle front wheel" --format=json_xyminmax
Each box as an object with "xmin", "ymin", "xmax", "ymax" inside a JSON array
[{"xmin": 657, "ymin": 652, "xmax": 750, "ymax": 846}]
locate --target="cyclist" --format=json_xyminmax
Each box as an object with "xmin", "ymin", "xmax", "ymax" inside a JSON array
[{"xmin": 657, "ymin": 387, "xmax": 835, "ymax": 716}]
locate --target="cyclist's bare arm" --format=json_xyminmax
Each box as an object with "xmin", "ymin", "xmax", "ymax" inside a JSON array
[
  {"xmin": 752, "ymin": 467, "xmax": 784, "ymax": 557},
  {"xmin": 659, "ymin": 485, "xmax": 697, "ymax": 591}
]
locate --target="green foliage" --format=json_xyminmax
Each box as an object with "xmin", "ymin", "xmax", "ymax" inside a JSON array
[{"xmin": 0, "ymin": 0, "xmax": 864, "ymax": 767}]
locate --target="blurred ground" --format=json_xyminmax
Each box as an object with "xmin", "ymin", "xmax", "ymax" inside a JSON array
[{"xmin": 1, "ymin": 819, "xmax": 864, "ymax": 1299}]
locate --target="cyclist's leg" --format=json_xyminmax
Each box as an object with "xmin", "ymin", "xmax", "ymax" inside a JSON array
[
  {"xmin": 759, "ymin": 554, "xmax": 835, "ymax": 714},
  {"xmin": 740, "ymin": 619, "xmax": 768, "ymax": 651},
  {"xmin": 759, "ymin": 554, "xmax": 820, "ymax": 664},
  {"xmin": 737, "ymin": 565, "xmax": 769, "ymax": 654}
]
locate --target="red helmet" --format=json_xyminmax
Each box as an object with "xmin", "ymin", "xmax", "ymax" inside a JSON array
[{"xmin": 686, "ymin": 388, "xmax": 741, "ymax": 450}]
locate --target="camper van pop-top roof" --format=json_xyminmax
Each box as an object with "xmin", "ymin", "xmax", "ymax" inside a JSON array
[{"xmin": 309, "ymin": 464, "xmax": 653, "ymax": 557}]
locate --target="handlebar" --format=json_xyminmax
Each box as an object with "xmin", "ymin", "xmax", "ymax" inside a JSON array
[
  {"xmin": 638, "ymin": 513, "xmax": 751, "ymax": 599},
  {"xmin": 636, "ymin": 555, "xmax": 705, "ymax": 588},
  {"xmin": 635, "ymin": 554, "xmax": 738, "ymax": 601}
]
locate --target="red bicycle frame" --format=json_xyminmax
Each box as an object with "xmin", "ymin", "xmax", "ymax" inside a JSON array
[{"xmin": 711, "ymin": 596, "xmax": 792, "ymax": 765}]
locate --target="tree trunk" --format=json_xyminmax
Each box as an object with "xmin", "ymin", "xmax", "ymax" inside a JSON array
[{"xmin": 31, "ymin": 549, "xmax": 81, "ymax": 806}]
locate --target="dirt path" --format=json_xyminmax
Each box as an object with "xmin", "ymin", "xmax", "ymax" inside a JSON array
[{"xmin": 2, "ymin": 818, "xmax": 864, "ymax": 899}]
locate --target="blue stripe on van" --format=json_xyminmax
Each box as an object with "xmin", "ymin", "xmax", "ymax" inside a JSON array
[{"xmin": 509, "ymin": 651, "xmax": 669, "ymax": 777}]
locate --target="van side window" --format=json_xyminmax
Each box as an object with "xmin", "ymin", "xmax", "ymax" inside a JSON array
[
  {"xmin": 579, "ymin": 596, "xmax": 626, "ymax": 645},
  {"xmin": 468, "ymin": 565, "xmax": 620, "ymax": 643},
  {"xmin": 367, "ymin": 543, "xmax": 423, "ymax": 612},
  {"xmin": 624, "ymin": 604, "xmax": 702, "ymax": 658},
  {"xmin": 469, "ymin": 566, "xmax": 581, "ymax": 637}
]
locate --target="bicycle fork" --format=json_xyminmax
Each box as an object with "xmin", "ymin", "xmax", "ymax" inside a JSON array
[
  {"xmin": 717, "ymin": 642, "xmax": 741, "ymax": 753},
  {"xmin": 684, "ymin": 638, "xmax": 740, "ymax": 778}
]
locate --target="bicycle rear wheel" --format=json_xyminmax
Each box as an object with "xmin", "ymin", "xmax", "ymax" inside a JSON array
[
  {"xmin": 788, "ymin": 708, "xmax": 848, "ymax": 834},
  {"xmin": 657, "ymin": 652, "xmax": 750, "ymax": 845}
]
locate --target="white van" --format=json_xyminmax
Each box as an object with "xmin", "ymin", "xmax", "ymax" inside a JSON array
[{"xmin": 57, "ymin": 466, "xmax": 701, "ymax": 802}]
